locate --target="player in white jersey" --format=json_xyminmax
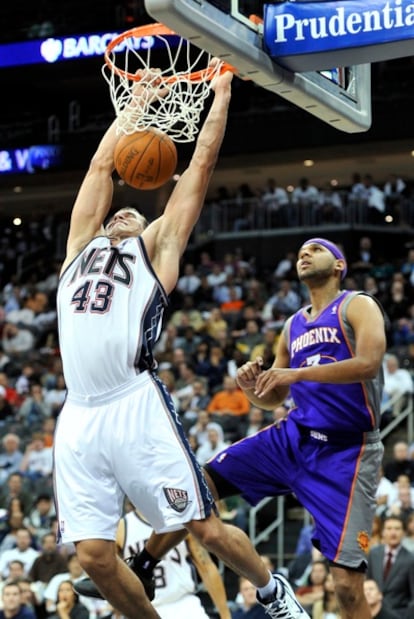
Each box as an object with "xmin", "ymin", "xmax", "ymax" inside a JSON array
[
  {"xmin": 117, "ymin": 510, "xmax": 230, "ymax": 619},
  {"xmin": 54, "ymin": 67, "xmax": 278, "ymax": 619}
]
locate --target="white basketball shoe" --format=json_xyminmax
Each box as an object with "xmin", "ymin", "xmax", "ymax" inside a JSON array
[{"xmin": 257, "ymin": 573, "xmax": 310, "ymax": 619}]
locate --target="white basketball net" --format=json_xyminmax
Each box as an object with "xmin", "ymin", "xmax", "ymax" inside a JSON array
[{"xmin": 102, "ymin": 27, "xmax": 225, "ymax": 143}]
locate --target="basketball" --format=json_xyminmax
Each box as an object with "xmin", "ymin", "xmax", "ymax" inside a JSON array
[{"xmin": 114, "ymin": 128, "xmax": 177, "ymax": 190}]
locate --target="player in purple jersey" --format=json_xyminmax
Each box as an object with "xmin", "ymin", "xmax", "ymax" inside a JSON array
[
  {"xmin": 213, "ymin": 237, "xmax": 385, "ymax": 619},
  {"xmin": 104, "ymin": 237, "xmax": 384, "ymax": 619},
  {"xmin": 79, "ymin": 236, "xmax": 386, "ymax": 618}
]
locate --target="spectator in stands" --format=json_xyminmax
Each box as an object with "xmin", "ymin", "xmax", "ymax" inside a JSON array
[
  {"xmin": 207, "ymin": 375, "xmax": 250, "ymax": 419},
  {"xmin": 43, "ymin": 554, "xmax": 89, "ymax": 615},
  {"xmin": 0, "ymin": 473, "xmax": 32, "ymax": 517},
  {"xmin": 29, "ymin": 532, "xmax": 68, "ymax": 590},
  {"xmin": 181, "ymin": 378, "xmax": 210, "ymax": 426},
  {"xmin": 14, "ymin": 577, "xmax": 43, "ymax": 617},
  {"xmin": 0, "ymin": 435, "xmax": 23, "ymax": 485},
  {"xmin": 188, "ymin": 409, "xmax": 211, "ymax": 448},
  {"xmin": 393, "ymin": 304, "xmax": 414, "ymax": 349},
  {"xmin": 0, "ymin": 384, "xmax": 15, "ymax": 424},
  {"xmin": 177, "ymin": 263, "xmax": 201, "ymax": 296},
  {"xmin": 235, "ymin": 319, "xmax": 263, "ymax": 359},
  {"xmin": 19, "ymin": 432, "xmax": 53, "ymax": 486},
  {"xmin": 18, "ymin": 383, "xmax": 52, "ymax": 430},
  {"xmin": 176, "ymin": 326, "xmax": 202, "ymax": 358},
  {"xmin": 311, "ymin": 571, "xmax": 340, "ymax": 619},
  {"xmin": 273, "ymin": 251, "xmax": 297, "ymax": 282},
  {"xmin": 0, "ymin": 527, "xmax": 39, "ymax": 578},
  {"xmin": 14, "ymin": 366, "xmax": 36, "ymax": 399},
  {"xmin": 316, "ymin": 182, "xmax": 343, "ymax": 224},
  {"xmin": 47, "ymin": 580, "xmax": 89, "ymax": 619},
  {"xmin": 401, "ymin": 512, "xmax": 414, "ymax": 553},
  {"xmin": 0, "ymin": 373, "xmax": 21, "ymax": 408},
  {"xmin": 5, "ymin": 289, "xmax": 55, "ymax": 351},
  {"xmin": 260, "ymin": 178, "xmax": 289, "ymax": 228},
  {"xmin": 362, "ymin": 174, "xmax": 386, "ymax": 224},
  {"xmin": 381, "ymin": 354, "xmax": 413, "ymax": 420},
  {"xmin": 231, "ymin": 577, "xmax": 268, "ymax": 618},
  {"xmin": 219, "ymin": 285, "xmax": 245, "ymax": 319},
  {"xmin": 400, "ymin": 248, "xmax": 414, "ymax": 286},
  {"xmin": 242, "ymin": 407, "xmax": 267, "ymax": 438},
  {"xmin": 23, "ymin": 494, "xmax": 55, "ymax": 543},
  {"xmin": 41, "ymin": 417, "xmax": 56, "ymax": 449},
  {"xmin": 350, "ymin": 236, "xmax": 376, "ymax": 280},
  {"xmin": 0, "ymin": 497, "xmax": 26, "ymax": 552},
  {"xmin": 214, "ymin": 274, "xmax": 243, "ymax": 307},
  {"xmin": 204, "ymin": 308, "xmax": 229, "ymax": 342},
  {"xmin": 0, "ymin": 581, "xmax": 36, "ymax": 619},
  {"xmin": 384, "ymin": 280, "xmax": 411, "ymax": 327},
  {"xmin": 363, "ymin": 579, "xmax": 400, "ymax": 619},
  {"xmin": 366, "ymin": 515, "xmax": 414, "ymax": 618},
  {"xmin": 196, "ymin": 422, "xmax": 228, "ymax": 465},
  {"xmin": 294, "ymin": 559, "xmax": 329, "ymax": 615},
  {"xmin": 386, "ymin": 485, "xmax": 414, "ymax": 526},
  {"xmin": 383, "ymin": 441, "xmax": 414, "ymax": 484},
  {"xmin": 384, "ymin": 174, "xmax": 407, "ymax": 224},
  {"xmin": 206, "ymin": 263, "xmax": 227, "ymax": 289},
  {"xmin": 261, "ymin": 280, "xmax": 301, "ymax": 322},
  {"xmin": 194, "ymin": 342, "xmax": 229, "ymax": 391},
  {"xmin": 376, "ymin": 465, "xmax": 397, "ymax": 518},
  {"xmin": 349, "ymin": 172, "xmax": 365, "ymax": 201},
  {"xmin": 193, "ymin": 274, "xmax": 215, "ymax": 310},
  {"xmin": 170, "ymin": 294, "xmax": 205, "ymax": 333},
  {"xmin": 363, "ymin": 275, "xmax": 382, "ymax": 302},
  {"xmin": 291, "ymin": 177, "xmax": 319, "ymax": 226}
]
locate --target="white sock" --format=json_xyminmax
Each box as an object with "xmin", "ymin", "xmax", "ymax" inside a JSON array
[{"xmin": 257, "ymin": 572, "xmax": 277, "ymax": 600}]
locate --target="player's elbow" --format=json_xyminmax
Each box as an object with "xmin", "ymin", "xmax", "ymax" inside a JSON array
[
  {"xmin": 192, "ymin": 140, "xmax": 219, "ymax": 175},
  {"xmin": 89, "ymin": 151, "xmax": 114, "ymax": 176},
  {"xmin": 360, "ymin": 357, "xmax": 382, "ymax": 379}
]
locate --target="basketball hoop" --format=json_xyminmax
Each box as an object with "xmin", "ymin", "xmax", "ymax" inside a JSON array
[{"xmin": 102, "ymin": 22, "xmax": 236, "ymax": 142}]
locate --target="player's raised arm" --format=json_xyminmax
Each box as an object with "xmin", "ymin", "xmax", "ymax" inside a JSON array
[
  {"xmin": 144, "ymin": 69, "xmax": 233, "ymax": 294},
  {"xmin": 63, "ymin": 70, "xmax": 167, "ymax": 272},
  {"xmin": 62, "ymin": 121, "xmax": 119, "ymax": 270}
]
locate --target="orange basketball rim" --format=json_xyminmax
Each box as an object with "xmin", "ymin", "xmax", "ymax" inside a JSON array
[{"xmin": 104, "ymin": 22, "xmax": 237, "ymax": 83}]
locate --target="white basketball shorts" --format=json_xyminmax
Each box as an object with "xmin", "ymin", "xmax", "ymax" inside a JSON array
[{"xmin": 53, "ymin": 372, "xmax": 214, "ymax": 543}]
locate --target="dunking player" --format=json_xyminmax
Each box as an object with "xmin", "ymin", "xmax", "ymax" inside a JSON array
[
  {"xmin": 78, "ymin": 238, "xmax": 385, "ymax": 619},
  {"xmin": 113, "ymin": 508, "xmax": 231, "ymax": 619},
  {"xmin": 54, "ymin": 68, "xmax": 303, "ymax": 619}
]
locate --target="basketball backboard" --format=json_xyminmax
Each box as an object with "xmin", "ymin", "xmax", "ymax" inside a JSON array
[{"xmin": 144, "ymin": 0, "xmax": 372, "ymax": 133}]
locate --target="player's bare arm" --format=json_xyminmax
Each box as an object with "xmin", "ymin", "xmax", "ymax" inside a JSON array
[
  {"xmin": 144, "ymin": 70, "xmax": 233, "ymax": 294},
  {"xmin": 62, "ymin": 121, "xmax": 119, "ymax": 272},
  {"xmin": 63, "ymin": 70, "xmax": 168, "ymax": 273},
  {"xmin": 255, "ymin": 294, "xmax": 386, "ymax": 398}
]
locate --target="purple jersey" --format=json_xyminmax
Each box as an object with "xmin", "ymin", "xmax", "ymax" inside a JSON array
[{"xmin": 286, "ymin": 290, "xmax": 383, "ymax": 433}]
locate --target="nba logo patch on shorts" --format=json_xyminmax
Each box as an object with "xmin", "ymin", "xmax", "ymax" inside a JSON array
[{"xmin": 163, "ymin": 487, "xmax": 191, "ymax": 513}]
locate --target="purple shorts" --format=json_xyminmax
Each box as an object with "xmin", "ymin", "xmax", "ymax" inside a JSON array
[{"xmin": 207, "ymin": 417, "xmax": 383, "ymax": 568}]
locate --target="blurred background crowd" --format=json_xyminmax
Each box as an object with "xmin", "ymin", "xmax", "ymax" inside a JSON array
[{"xmin": 1, "ymin": 215, "xmax": 414, "ymax": 617}]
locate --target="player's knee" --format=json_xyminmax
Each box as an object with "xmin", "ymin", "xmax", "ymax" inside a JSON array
[
  {"xmin": 187, "ymin": 516, "xmax": 225, "ymax": 550},
  {"xmin": 75, "ymin": 540, "xmax": 116, "ymax": 576}
]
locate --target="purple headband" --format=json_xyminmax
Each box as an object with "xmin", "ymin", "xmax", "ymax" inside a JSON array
[{"xmin": 302, "ymin": 237, "xmax": 348, "ymax": 280}]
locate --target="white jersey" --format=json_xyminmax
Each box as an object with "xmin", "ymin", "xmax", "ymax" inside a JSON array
[
  {"xmin": 57, "ymin": 235, "xmax": 168, "ymax": 398},
  {"xmin": 122, "ymin": 511, "xmax": 198, "ymax": 607}
]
